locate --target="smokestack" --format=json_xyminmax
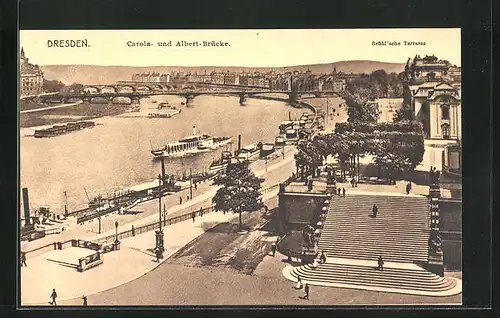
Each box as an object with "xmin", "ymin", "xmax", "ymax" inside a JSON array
[
  {"xmin": 237, "ymin": 134, "xmax": 241, "ymax": 150},
  {"xmin": 22, "ymin": 188, "xmax": 31, "ymax": 227},
  {"xmin": 193, "ymin": 126, "xmax": 196, "ymax": 136},
  {"xmin": 161, "ymin": 158, "xmax": 166, "ymax": 185}
]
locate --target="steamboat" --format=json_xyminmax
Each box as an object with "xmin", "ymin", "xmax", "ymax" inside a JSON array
[{"xmin": 151, "ymin": 126, "xmax": 232, "ymax": 159}]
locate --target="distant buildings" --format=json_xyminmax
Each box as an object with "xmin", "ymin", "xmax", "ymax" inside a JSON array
[
  {"xmin": 129, "ymin": 68, "xmax": 352, "ymax": 91},
  {"xmin": 20, "ymin": 47, "xmax": 44, "ymax": 97}
]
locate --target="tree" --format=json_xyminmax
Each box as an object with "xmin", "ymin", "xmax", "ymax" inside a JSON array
[
  {"xmin": 43, "ymin": 79, "xmax": 66, "ymax": 92},
  {"xmin": 393, "ymin": 103, "xmax": 415, "ymax": 122},
  {"xmin": 212, "ymin": 162, "xmax": 264, "ymax": 231}
]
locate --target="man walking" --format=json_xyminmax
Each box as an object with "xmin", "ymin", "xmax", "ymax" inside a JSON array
[
  {"xmin": 304, "ymin": 283, "xmax": 310, "ymax": 300},
  {"xmin": 21, "ymin": 252, "xmax": 27, "ymax": 267},
  {"xmin": 342, "ymin": 188, "xmax": 346, "ymax": 197},
  {"xmin": 154, "ymin": 248, "xmax": 161, "ymax": 263},
  {"xmin": 82, "ymin": 295, "xmax": 88, "ymax": 306},
  {"xmin": 179, "ymin": 197, "xmax": 183, "ymax": 205},
  {"xmin": 271, "ymin": 242, "xmax": 277, "ymax": 257},
  {"xmin": 372, "ymin": 204, "xmax": 378, "ymax": 218},
  {"xmin": 199, "ymin": 207, "xmax": 203, "ymax": 217},
  {"xmin": 337, "ymin": 188, "xmax": 341, "ymax": 196},
  {"xmin": 49, "ymin": 288, "xmax": 57, "ymax": 306},
  {"xmin": 378, "ymin": 255, "xmax": 384, "ymax": 271},
  {"xmin": 406, "ymin": 182, "xmax": 412, "ymax": 195}
]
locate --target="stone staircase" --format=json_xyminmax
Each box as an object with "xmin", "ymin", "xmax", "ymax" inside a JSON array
[
  {"xmin": 283, "ymin": 193, "xmax": 461, "ymax": 296},
  {"xmin": 318, "ymin": 194, "xmax": 430, "ymax": 263},
  {"xmin": 287, "ymin": 262, "xmax": 457, "ymax": 295}
]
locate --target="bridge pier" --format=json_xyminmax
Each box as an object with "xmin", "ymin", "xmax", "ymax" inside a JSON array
[
  {"xmin": 130, "ymin": 97, "xmax": 141, "ymax": 105},
  {"xmin": 185, "ymin": 95, "xmax": 195, "ymax": 106},
  {"xmin": 288, "ymin": 92, "xmax": 300, "ymax": 106},
  {"xmin": 238, "ymin": 93, "xmax": 248, "ymax": 106}
]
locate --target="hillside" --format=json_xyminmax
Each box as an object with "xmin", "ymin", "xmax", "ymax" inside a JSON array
[{"xmin": 41, "ymin": 61, "xmax": 404, "ymax": 85}]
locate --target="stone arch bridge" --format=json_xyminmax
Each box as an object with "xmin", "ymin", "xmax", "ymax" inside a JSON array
[{"xmin": 38, "ymin": 82, "xmax": 342, "ymax": 106}]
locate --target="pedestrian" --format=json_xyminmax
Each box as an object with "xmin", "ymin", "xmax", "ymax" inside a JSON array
[
  {"xmin": 406, "ymin": 182, "xmax": 411, "ymax": 195},
  {"xmin": 192, "ymin": 212, "xmax": 196, "ymax": 222},
  {"xmin": 21, "ymin": 252, "xmax": 27, "ymax": 267},
  {"xmin": 271, "ymin": 242, "xmax": 277, "ymax": 257},
  {"xmin": 49, "ymin": 288, "xmax": 57, "ymax": 306},
  {"xmin": 194, "ymin": 182, "xmax": 197, "ymax": 190},
  {"xmin": 350, "ymin": 178, "xmax": 355, "ymax": 188},
  {"xmin": 320, "ymin": 251, "xmax": 327, "ymax": 264},
  {"xmin": 179, "ymin": 197, "xmax": 183, "ymax": 205},
  {"xmin": 342, "ymin": 187, "xmax": 346, "ymax": 197},
  {"xmin": 199, "ymin": 207, "xmax": 203, "ymax": 217},
  {"xmin": 295, "ymin": 275, "xmax": 303, "ymax": 289},
  {"xmin": 131, "ymin": 225, "xmax": 135, "ymax": 237},
  {"xmin": 372, "ymin": 204, "xmax": 378, "ymax": 218},
  {"xmin": 337, "ymin": 188, "xmax": 341, "ymax": 196},
  {"xmin": 378, "ymin": 255, "xmax": 384, "ymax": 271},
  {"xmin": 82, "ymin": 295, "xmax": 88, "ymax": 306},
  {"xmin": 304, "ymin": 283, "xmax": 310, "ymax": 300},
  {"xmin": 187, "ymin": 195, "xmax": 190, "ymax": 201},
  {"xmin": 154, "ymin": 248, "xmax": 161, "ymax": 263},
  {"xmin": 264, "ymin": 205, "xmax": 269, "ymax": 214}
]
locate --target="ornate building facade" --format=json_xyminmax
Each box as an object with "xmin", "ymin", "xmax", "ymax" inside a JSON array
[
  {"xmin": 20, "ymin": 48, "xmax": 44, "ymax": 97},
  {"xmin": 404, "ymin": 54, "xmax": 462, "ymax": 140}
]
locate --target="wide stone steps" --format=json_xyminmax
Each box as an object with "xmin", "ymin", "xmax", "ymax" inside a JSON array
[
  {"xmin": 318, "ymin": 194, "xmax": 430, "ymax": 263},
  {"xmin": 288, "ymin": 263, "xmax": 457, "ymax": 294}
]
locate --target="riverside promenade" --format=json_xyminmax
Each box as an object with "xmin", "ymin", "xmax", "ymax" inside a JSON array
[{"xmin": 21, "ymin": 147, "xmax": 297, "ymax": 305}]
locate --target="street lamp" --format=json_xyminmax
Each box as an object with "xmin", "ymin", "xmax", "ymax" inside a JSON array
[
  {"xmin": 155, "ymin": 174, "xmax": 165, "ymax": 256},
  {"xmin": 114, "ymin": 221, "xmax": 119, "ymax": 243}
]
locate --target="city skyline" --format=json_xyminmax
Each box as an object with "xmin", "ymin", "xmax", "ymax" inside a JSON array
[{"xmin": 20, "ymin": 29, "xmax": 461, "ymax": 67}]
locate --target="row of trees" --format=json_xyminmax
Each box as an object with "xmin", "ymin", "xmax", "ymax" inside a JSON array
[
  {"xmin": 43, "ymin": 80, "xmax": 86, "ymax": 95},
  {"xmin": 295, "ymin": 122, "xmax": 425, "ymax": 183}
]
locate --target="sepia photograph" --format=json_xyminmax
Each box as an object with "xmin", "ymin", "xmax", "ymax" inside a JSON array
[{"xmin": 19, "ymin": 29, "xmax": 462, "ymax": 306}]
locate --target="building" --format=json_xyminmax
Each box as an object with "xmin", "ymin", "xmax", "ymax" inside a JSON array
[
  {"xmin": 408, "ymin": 81, "xmax": 461, "ymax": 140},
  {"xmin": 20, "ymin": 47, "xmax": 44, "ymax": 97},
  {"xmin": 223, "ymin": 72, "xmax": 239, "ymax": 85},
  {"xmin": 131, "ymin": 72, "xmax": 162, "ymax": 82},
  {"xmin": 405, "ymin": 54, "xmax": 452, "ymax": 83},
  {"xmin": 376, "ymin": 98, "xmax": 403, "ymax": 123}
]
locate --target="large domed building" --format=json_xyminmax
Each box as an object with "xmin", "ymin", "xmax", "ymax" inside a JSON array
[{"xmin": 20, "ymin": 47, "xmax": 44, "ymax": 97}]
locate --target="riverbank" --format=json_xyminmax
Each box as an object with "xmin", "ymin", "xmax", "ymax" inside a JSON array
[{"xmin": 20, "ymin": 102, "xmax": 130, "ymax": 128}]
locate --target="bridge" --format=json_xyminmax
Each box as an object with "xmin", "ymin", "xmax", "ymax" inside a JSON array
[{"xmin": 36, "ymin": 82, "xmax": 342, "ymax": 106}]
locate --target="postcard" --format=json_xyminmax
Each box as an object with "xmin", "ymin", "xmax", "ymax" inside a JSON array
[{"xmin": 19, "ymin": 29, "xmax": 462, "ymax": 306}]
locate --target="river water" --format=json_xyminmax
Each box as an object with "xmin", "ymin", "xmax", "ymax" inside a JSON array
[{"xmin": 20, "ymin": 94, "xmax": 309, "ymax": 213}]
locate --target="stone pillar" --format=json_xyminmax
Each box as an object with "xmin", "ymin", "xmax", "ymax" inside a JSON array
[
  {"xmin": 278, "ymin": 184, "xmax": 286, "ymax": 235},
  {"xmin": 428, "ymin": 183, "xmax": 444, "ymax": 276},
  {"xmin": 131, "ymin": 97, "xmax": 140, "ymax": 105},
  {"xmin": 239, "ymin": 94, "xmax": 248, "ymax": 105},
  {"xmin": 185, "ymin": 95, "xmax": 195, "ymax": 106},
  {"xmin": 22, "ymin": 188, "xmax": 31, "ymax": 227},
  {"xmin": 289, "ymin": 91, "xmax": 299, "ymax": 106}
]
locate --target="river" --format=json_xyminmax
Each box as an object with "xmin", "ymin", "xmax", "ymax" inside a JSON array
[{"xmin": 20, "ymin": 94, "xmax": 309, "ymax": 213}]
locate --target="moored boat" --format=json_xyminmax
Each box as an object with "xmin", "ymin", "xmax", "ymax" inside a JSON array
[
  {"xmin": 150, "ymin": 126, "xmax": 232, "ymax": 159},
  {"xmin": 209, "ymin": 151, "xmax": 233, "ymax": 173},
  {"xmin": 34, "ymin": 121, "xmax": 95, "ymax": 138},
  {"xmin": 236, "ymin": 144, "xmax": 261, "ymax": 161}
]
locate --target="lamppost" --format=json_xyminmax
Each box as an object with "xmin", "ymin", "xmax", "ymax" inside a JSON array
[
  {"xmin": 114, "ymin": 221, "xmax": 119, "ymax": 242},
  {"xmin": 98, "ymin": 196, "xmax": 102, "ymax": 234},
  {"xmin": 155, "ymin": 174, "xmax": 164, "ymax": 257}
]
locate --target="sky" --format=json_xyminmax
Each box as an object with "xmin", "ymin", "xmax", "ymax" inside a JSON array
[{"xmin": 20, "ymin": 29, "xmax": 461, "ymax": 67}]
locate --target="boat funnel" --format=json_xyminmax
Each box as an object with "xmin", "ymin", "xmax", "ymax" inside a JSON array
[{"xmin": 193, "ymin": 126, "xmax": 197, "ymax": 136}]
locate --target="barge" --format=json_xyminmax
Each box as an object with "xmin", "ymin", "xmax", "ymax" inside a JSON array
[{"xmin": 34, "ymin": 121, "xmax": 96, "ymax": 138}]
